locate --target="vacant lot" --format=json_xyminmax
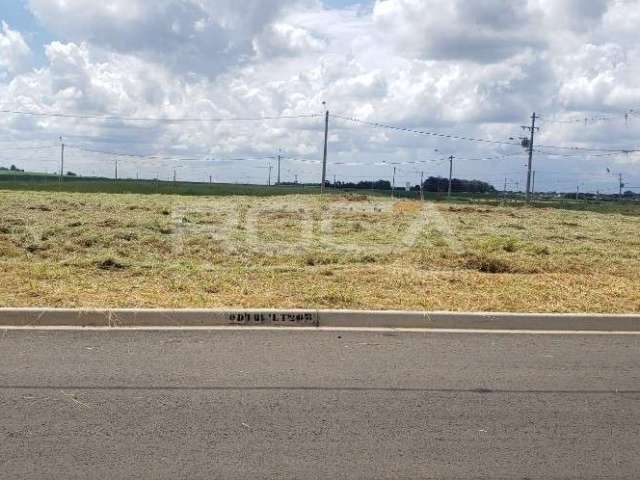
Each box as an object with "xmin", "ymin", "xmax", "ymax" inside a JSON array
[{"xmin": 1, "ymin": 190, "xmax": 639, "ymax": 312}]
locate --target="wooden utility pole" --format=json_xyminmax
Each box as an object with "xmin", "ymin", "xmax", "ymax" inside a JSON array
[
  {"xmin": 392, "ymin": 166, "xmax": 396, "ymax": 198},
  {"xmin": 523, "ymin": 113, "xmax": 539, "ymax": 202},
  {"xmin": 277, "ymin": 153, "xmax": 281, "ymax": 185},
  {"xmin": 59, "ymin": 137, "xmax": 64, "ymax": 183},
  {"xmin": 532, "ymin": 170, "xmax": 536, "ymax": 198},
  {"xmin": 619, "ymin": 173, "xmax": 624, "ymax": 199},
  {"xmin": 321, "ymin": 106, "xmax": 329, "ymax": 194},
  {"xmin": 420, "ymin": 171, "xmax": 424, "ymax": 201},
  {"xmin": 448, "ymin": 155, "xmax": 455, "ymax": 198}
]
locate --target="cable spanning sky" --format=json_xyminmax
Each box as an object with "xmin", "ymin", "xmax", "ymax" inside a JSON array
[{"xmin": 0, "ymin": 0, "xmax": 639, "ymax": 192}]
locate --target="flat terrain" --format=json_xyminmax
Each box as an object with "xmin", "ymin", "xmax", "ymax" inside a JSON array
[
  {"xmin": 1, "ymin": 190, "xmax": 639, "ymax": 312},
  {"xmin": 2, "ymin": 328, "xmax": 640, "ymax": 479}
]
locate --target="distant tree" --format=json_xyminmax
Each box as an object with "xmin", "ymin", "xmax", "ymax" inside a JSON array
[
  {"xmin": 66, "ymin": 171, "xmax": 78, "ymax": 177},
  {"xmin": 422, "ymin": 176, "xmax": 495, "ymax": 194},
  {"xmin": 332, "ymin": 177, "xmax": 495, "ymax": 193},
  {"xmin": 332, "ymin": 180, "xmax": 388, "ymax": 190}
]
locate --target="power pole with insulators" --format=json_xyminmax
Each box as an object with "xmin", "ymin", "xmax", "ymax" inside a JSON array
[
  {"xmin": 523, "ymin": 112, "xmax": 539, "ymax": 202},
  {"xmin": 59, "ymin": 137, "xmax": 64, "ymax": 183},
  {"xmin": 420, "ymin": 171, "xmax": 424, "ymax": 201},
  {"xmin": 448, "ymin": 155, "xmax": 455, "ymax": 198},
  {"xmin": 321, "ymin": 105, "xmax": 329, "ymax": 194}
]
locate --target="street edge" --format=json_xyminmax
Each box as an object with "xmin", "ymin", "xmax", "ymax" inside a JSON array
[{"xmin": 1, "ymin": 309, "xmax": 640, "ymax": 331}]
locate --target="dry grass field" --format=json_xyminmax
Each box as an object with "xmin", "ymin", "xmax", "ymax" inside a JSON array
[{"xmin": 1, "ymin": 190, "xmax": 639, "ymax": 312}]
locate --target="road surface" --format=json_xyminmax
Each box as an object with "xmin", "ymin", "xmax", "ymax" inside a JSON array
[{"xmin": 1, "ymin": 328, "xmax": 640, "ymax": 479}]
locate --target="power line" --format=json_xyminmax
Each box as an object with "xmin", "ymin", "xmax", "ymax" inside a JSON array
[
  {"xmin": 333, "ymin": 114, "xmax": 521, "ymax": 147},
  {"xmin": 66, "ymin": 145, "xmax": 281, "ymax": 164},
  {"xmin": 537, "ymin": 109, "xmax": 637, "ymax": 126},
  {"xmin": 2, "ymin": 145, "xmax": 57, "ymax": 151},
  {"xmin": 0, "ymin": 109, "xmax": 322, "ymax": 123},
  {"xmin": 66, "ymin": 145, "xmax": 330, "ymax": 169},
  {"xmin": 335, "ymin": 113, "xmax": 640, "ymax": 153},
  {"xmin": 534, "ymin": 143, "xmax": 639, "ymax": 153}
]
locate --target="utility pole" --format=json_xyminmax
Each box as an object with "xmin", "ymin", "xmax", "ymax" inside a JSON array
[
  {"xmin": 114, "ymin": 159, "xmax": 118, "ymax": 181},
  {"xmin": 333, "ymin": 174, "xmax": 336, "ymax": 186},
  {"xmin": 392, "ymin": 166, "xmax": 396, "ymax": 198},
  {"xmin": 277, "ymin": 152, "xmax": 281, "ymax": 185},
  {"xmin": 532, "ymin": 170, "xmax": 536, "ymax": 198},
  {"xmin": 420, "ymin": 171, "xmax": 424, "ymax": 201},
  {"xmin": 268, "ymin": 164, "xmax": 273, "ymax": 186},
  {"xmin": 503, "ymin": 177, "xmax": 508, "ymax": 199},
  {"xmin": 173, "ymin": 169, "xmax": 177, "ymax": 183},
  {"xmin": 619, "ymin": 173, "xmax": 624, "ymax": 199},
  {"xmin": 295, "ymin": 174, "xmax": 298, "ymax": 184},
  {"xmin": 448, "ymin": 155, "xmax": 455, "ymax": 198},
  {"xmin": 59, "ymin": 137, "xmax": 64, "ymax": 182},
  {"xmin": 576, "ymin": 185, "xmax": 580, "ymax": 201},
  {"xmin": 523, "ymin": 112, "xmax": 539, "ymax": 202},
  {"xmin": 321, "ymin": 104, "xmax": 329, "ymax": 194}
]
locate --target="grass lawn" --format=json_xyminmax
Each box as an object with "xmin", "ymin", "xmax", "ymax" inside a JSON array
[{"xmin": 1, "ymin": 189, "xmax": 639, "ymax": 312}]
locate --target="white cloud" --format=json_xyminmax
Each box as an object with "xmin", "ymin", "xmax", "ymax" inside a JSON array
[
  {"xmin": 0, "ymin": 22, "xmax": 33, "ymax": 78},
  {"xmin": 373, "ymin": 0, "xmax": 543, "ymax": 63},
  {"xmin": 27, "ymin": 0, "xmax": 312, "ymax": 75}
]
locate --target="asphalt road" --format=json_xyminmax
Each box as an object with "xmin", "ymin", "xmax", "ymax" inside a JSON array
[{"xmin": 1, "ymin": 328, "xmax": 640, "ymax": 479}]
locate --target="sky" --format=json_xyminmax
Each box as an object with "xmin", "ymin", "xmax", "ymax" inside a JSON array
[{"xmin": 0, "ymin": 0, "xmax": 639, "ymax": 192}]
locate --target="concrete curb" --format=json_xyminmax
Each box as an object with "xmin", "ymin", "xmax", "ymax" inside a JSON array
[{"xmin": 1, "ymin": 309, "xmax": 640, "ymax": 331}]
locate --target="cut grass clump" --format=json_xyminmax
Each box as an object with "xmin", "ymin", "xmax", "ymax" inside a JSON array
[
  {"xmin": 27, "ymin": 204, "xmax": 52, "ymax": 212},
  {"xmin": 95, "ymin": 257, "xmax": 128, "ymax": 271},
  {"xmin": 527, "ymin": 244, "xmax": 550, "ymax": 256},
  {"xmin": 393, "ymin": 200, "xmax": 422, "ymax": 215},
  {"xmin": 463, "ymin": 253, "xmax": 513, "ymax": 274},
  {"xmin": 304, "ymin": 253, "xmax": 341, "ymax": 266},
  {"xmin": 343, "ymin": 193, "xmax": 369, "ymax": 202},
  {"xmin": 479, "ymin": 235, "xmax": 521, "ymax": 253},
  {"xmin": 501, "ymin": 223, "xmax": 526, "ymax": 231}
]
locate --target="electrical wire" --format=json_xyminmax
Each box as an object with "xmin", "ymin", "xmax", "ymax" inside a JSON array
[
  {"xmin": 0, "ymin": 109, "xmax": 322, "ymax": 123},
  {"xmin": 332, "ymin": 114, "xmax": 521, "ymax": 147}
]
